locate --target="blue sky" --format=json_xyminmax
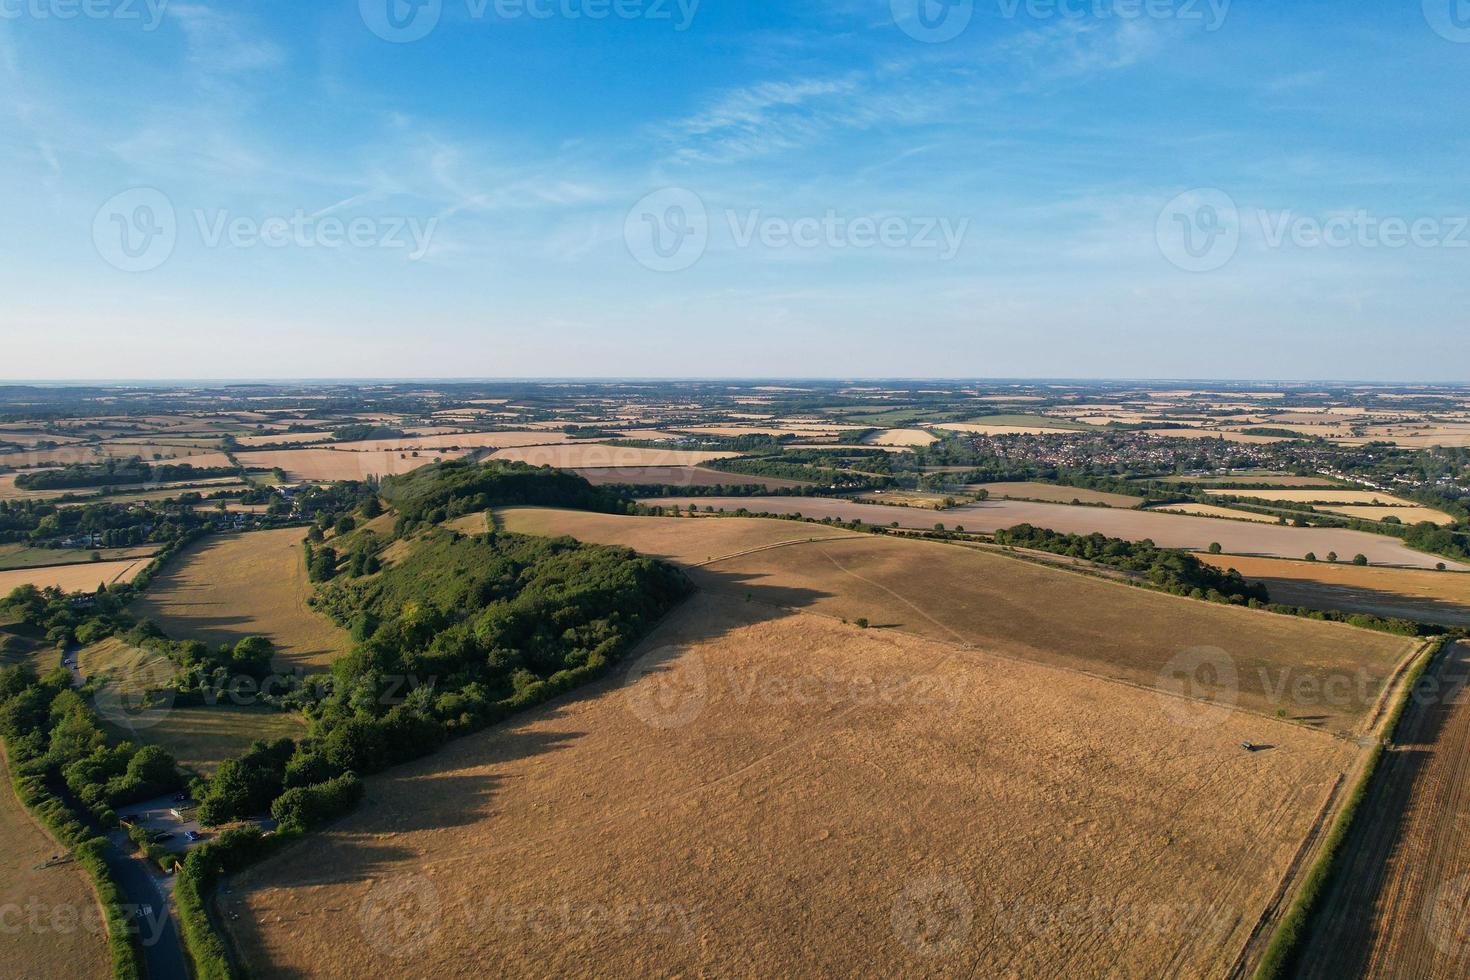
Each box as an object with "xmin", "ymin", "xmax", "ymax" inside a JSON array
[{"xmin": 2, "ymin": 0, "xmax": 1467, "ymax": 380}]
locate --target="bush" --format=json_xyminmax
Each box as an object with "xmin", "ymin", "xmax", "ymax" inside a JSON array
[{"xmin": 270, "ymin": 773, "xmax": 364, "ymax": 833}]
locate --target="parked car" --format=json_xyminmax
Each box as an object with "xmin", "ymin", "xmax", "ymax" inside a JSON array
[
  {"xmin": 184, "ymin": 830, "xmax": 203, "ymax": 842},
  {"xmin": 150, "ymin": 832, "xmax": 174, "ymax": 843}
]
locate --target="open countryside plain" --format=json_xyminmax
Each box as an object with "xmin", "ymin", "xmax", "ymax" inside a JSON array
[
  {"xmin": 500, "ymin": 509, "xmax": 1417, "ymax": 732},
  {"xmin": 655, "ymin": 497, "xmax": 1465, "ymax": 570},
  {"xmin": 223, "ymin": 592, "xmax": 1356, "ymax": 978},
  {"xmin": 130, "ymin": 528, "xmax": 351, "ymax": 670}
]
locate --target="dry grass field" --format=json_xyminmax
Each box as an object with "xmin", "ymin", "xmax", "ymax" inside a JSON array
[
  {"xmin": 0, "ymin": 558, "xmax": 150, "ymax": 595},
  {"xmin": 1198, "ymin": 555, "xmax": 1470, "ymax": 628},
  {"xmin": 490, "ymin": 445, "xmax": 740, "ymax": 468},
  {"xmin": 1296, "ymin": 642, "xmax": 1470, "ymax": 978},
  {"xmin": 661, "ymin": 496, "xmax": 1465, "ymax": 570},
  {"xmin": 234, "ymin": 448, "xmax": 467, "ymax": 481},
  {"xmin": 569, "ymin": 466, "xmax": 809, "ymax": 490},
  {"xmin": 223, "ymin": 592, "xmax": 1357, "ymax": 978},
  {"xmin": 500, "ymin": 509, "xmax": 1416, "ymax": 732},
  {"xmin": 0, "ymin": 749, "xmax": 111, "ymax": 980},
  {"xmin": 974, "ymin": 481, "xmax": 1144, "ymax": 508},
  {"xmin": 131, "ymin": 529, "xmax": 350, "ymax": 670}
]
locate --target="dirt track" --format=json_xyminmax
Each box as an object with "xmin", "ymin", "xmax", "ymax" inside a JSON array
[{"xmin": 1295, "ymin": 642, "xmax": 1470, "ymax": 978}]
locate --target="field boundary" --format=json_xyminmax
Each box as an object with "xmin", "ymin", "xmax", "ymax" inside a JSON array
[{"xmin": 1247, "ymin": 635, "xmax": 1453, "ymax": 979}]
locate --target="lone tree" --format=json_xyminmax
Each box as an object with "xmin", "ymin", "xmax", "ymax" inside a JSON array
[
  {"xmin": 1353, "ymin": 554, "xmax": 1368, "ymax": 566},
  {"xmin": 1326, "ymin": 551, "xmax": 1338, "ymax": 563},
  {"xmin": 1305, "ymin": 552, "xmax": 1318, "ymax": 562},
  {"xmin": 1208, "ymin": 542, "xmax": 1222, "ymax": 554}
]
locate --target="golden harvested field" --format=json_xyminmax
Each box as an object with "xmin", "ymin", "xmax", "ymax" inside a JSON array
[
  {"xmin": 489, "ymin": 445, "xmax": 739, "ymax": 468},
  {"xmin": 1319, "ymin": 504, "xmax": 1456, "ymax": 526},
  {"xmin": 0, "ymin": 749, "xmax": 111, "ymax": 980},
  {"xmin": 1198, "ymin": 555, "xmax": 1470, "ymax": 628},
  {"xmin": 1152, "ymin": 503, "xmax": 1283, "ymax": 523},
  {"xmin": 500, "ymin": 509, "xmax": 1415, "ymax": 731},
  {"xmin": 570, "ymin": 466, "xmax": 809, "ymax": 490},
  {"xmin": 1203, "ymin": 488, "xmax": 1436, "ymax": 507},
  {"xmin": 974, "ymin": 481, "xmax": 1144, "ymax": 508},
  {"xmin": 1296, "ymin": 642, "xmax": 1470, "ymax": 978},
  {"xmin": 131, "ymin": 529, "xmax": 350, "ymax": 670},
  {"xmin": 0, "ymin": 558, "xmax": 149, "ymax": 595},
  {"xmin": 233, "ymin": 448, "xmax": 467, "ymax": 482},
  {"xmin": 863, "ymin": 428, "xmax": 938, "ymax": 446},
  {"xmin": 224, "ymin": 592, "xmax": 1357, "ymax": 978},
  {"xmin": 655, "ymin": 496, "xmax": 1466, "ymax": 570}
]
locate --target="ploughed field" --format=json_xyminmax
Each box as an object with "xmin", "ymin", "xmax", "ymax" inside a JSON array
[
  {"xmin": 1295, "ymin": 642, "xmax": 1470, "ymax": 979},
  {"xmin": 130, "ymin": 528, "xmax": 351, "ymax": 670},
  {"xmin": 224, "ymin": 591, "xmax": 1356, "ymax": 979},
  {"xmin": 652, "ymin": 496, "xmax": 1465, "ymax": 570},
  {"xmin": 499, "ymin": 510, "xmax": 1417, "ymax": 733}
]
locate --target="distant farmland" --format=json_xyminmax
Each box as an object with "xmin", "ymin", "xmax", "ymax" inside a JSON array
[
  {"xmin": 571, "ymin": 466, "xmax": 809, "ymax": 491},
  {"xmin": 655, "ymin": 496, "xmax": 1465, "ymax": 570},
  {"xmin": 0, "ymin": 557, "xmax": 150, "ymax": 595}
]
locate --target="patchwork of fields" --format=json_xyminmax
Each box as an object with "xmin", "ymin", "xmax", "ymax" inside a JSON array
[{"xmin": 652, "ymin": 497, "xmax": 1466, "ymax": 570}]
